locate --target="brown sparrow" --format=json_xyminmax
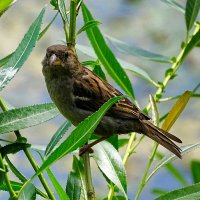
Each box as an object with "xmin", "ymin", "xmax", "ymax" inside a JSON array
[{"xmin": 42, "ymin": 45, "xmax": 182, "ymax": 158}]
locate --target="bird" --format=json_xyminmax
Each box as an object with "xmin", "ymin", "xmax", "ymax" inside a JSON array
[{"xmin": 42, "ymin": 44, "xmax": 182, "ymax": 158}]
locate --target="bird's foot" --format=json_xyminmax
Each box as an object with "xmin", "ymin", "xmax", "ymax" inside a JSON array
[{"xmin": 79, "ymin": 144, "xmax": 94, "ymax": 156}]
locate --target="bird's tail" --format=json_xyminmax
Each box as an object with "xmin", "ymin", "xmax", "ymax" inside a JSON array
[{"xmin": 141, "ymin": 120, "xmax": 182, "ymax": 159}]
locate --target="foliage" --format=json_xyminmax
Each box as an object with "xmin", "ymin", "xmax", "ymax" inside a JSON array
[{"xmin": 0, "ymin": 0, "xmax": 200, "ymax": 199}]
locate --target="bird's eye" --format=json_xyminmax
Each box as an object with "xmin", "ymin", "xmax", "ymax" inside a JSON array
[{"xmin": 62, "ymin": 52, "xmax": 68, "ymax": 61}]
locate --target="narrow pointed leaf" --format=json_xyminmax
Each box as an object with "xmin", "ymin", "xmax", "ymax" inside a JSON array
[
  {"xmin": 185, "ymin": 0, "xmax": 200, "ymax": 31},
  {"xmin": 58, "ymin": 0, "xmax": 67, "ymax": 21},
  {"xmin": 181, "ymin": 28, "xmax": 200, "ymax": 61},
  {"xmin": 160, "ymin": 0, "xmax": 185, "ymax": 13},
  {"xmin": 0, "ymin": 0, "xmax": 17, "ymax": 16},
  {"xmin": 0, "ymin": 103, "xmax": 59, "ymax": 134},
  {"xmin": 38, "ymin": 12, "xmax": 58, "ymax": 40},
  {"xmin": 66, "ymin": 172, "xmax": 81, "ymax": 200},
  {"xmin": 47, "ymin": 168, "xmax": 69, "ymax": 200},
  {"xmin": 106, "ymin": 35, "xmax": 171, "ymax": 63},
  {"xmin": 147, "ymin": 143, "xmax": 200, "ymax": 183},
  {"xmin": 76, "ymin": 44, "xmax": 157, "ymax": 86},
  {"xmin": 72, "ymin": 156, "xmax": 88, "ymax": 200},
  {"xmin": 93, "ymin": 141, "xmax": 127, "ymax": 197},
  {"xmin": 156, "ymin": 152, "xmax": 188, "ymax": 186},
  {"xmin": 93, "ymin": 64, "xmax": 106, "ymax": 80},
  {"xmin": 77, "ymin": 20, "xmax": 101, "ymax": 35},
  {"xmin": 191, "ymin": 160, "xmax": 200, "ymax": 183},
  {"xmin": 30, "ymin": 96, "xmax": 124, "ymax": 181},
  {"xmin": 81, "ymin": 3, "xmax": 135, "ymax": 99},
  {"xmin": 18, "ymin": 183, "xmax": 36, "ymax": 200},
  {"xmin": 0, "ymin": 53, "xmax": 13, "ymax": 67},
  {"xmin": 155, "ymin": 182, "xmax": 200, "ymax": 200},
  {"xmin": 45, "ymin": 121, "xmax": 71, "ymax": 156},
  {"xmin": 0, "ymin": 7, "xmax": 45, "ymax": 91},
  {"xmin": 162, "ymin": 91, "xmax": 191, "ymax": 131},
  {"xmin": 0, "ymin": 181, "xmax": 22, "ymax": 191}
]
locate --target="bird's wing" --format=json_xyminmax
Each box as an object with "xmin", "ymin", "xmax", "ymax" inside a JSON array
[{"xmin": 73, "ymin": 67, "xmax": 150, "ymax": 120}]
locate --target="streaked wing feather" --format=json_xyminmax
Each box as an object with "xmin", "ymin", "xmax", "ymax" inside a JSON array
[{"xmin": 73, "ymin": 67, "xmax": 150, "ymax": 120}]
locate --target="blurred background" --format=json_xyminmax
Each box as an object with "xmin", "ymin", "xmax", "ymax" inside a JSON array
[{"xmin": 0, "ymin": 0, "xmax": 200, "ymax": 199}]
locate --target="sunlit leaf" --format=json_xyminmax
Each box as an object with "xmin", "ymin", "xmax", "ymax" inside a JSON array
[
  {"xmin": 162, "ymin": 91, "xmax": 191, "ymax": 131},
  {"xmin": 0, "ymin": 0, "xmax": 17, "ymax": 16},
  {"xmin": 18, "ymin": 183, "xmax": 36, "ymax": 200},
  {"xmin": 0, "ymin": 7, "xmax": 45, "ymax": 91},
  {"xmin": 93, "ymin": 141, "xmax": 127, "ymax": 197}
]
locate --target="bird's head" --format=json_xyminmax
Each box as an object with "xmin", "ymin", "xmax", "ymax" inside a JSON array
[{"xmin": 42, "ymin": 45, "xmax": 82, "ymax": 77}]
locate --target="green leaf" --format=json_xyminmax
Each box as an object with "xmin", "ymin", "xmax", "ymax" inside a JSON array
[
  {"xmin": 93, "ymin": 141, "xmax": 127, "ymax": 197},
  {"xmin": 191, "ymin": 160, "xmax": 200, "ymax": 183},
  {"xmin": 156, "ymin": 151, "xmax": 188, "ymax": 186},
  {"xmin": 38, "ymin": 12, "xmax": 58, "ymax": 40},
  {"xmin": 162, "ymin": 91, "xmax": 191, "ymax": 131},
  {"xmin": 106, "ymin": 35, "xmax": 172, "ymax": 63},
  {"xmin": 185, "ymin": 0, "xmax": 200, "ymax": 31},
  {"xmin": 66, "ymin": 172, "xmax": 81, "ymax": 200},
  {"xmin": 160, "ymin": 0, "xmax": 185, "ymax": 13},
  {"xmin": 0, "ymin": 143, "xmax": 30, "ymax": 158},
  {"xmin": 50, "ymin": 0, "xmax": 58, "ymax": 10},
  {"xmin": 72, "ymin": 156, "xmax": 88, "ymax": 200},
  {"xmin": 81, "ymin": 60, "xmax": 99, "ymax": 67},
  {"xmin": 181, "ymin": 28, "xmax": 200, "ymax": 61},
  {"xmin": 77, "ymin": 20, "xmax": 101, "ymax": 35},
  {"xmin": 0, "ymin": 0, "xmax": 16, "ymax": 16},
  {"xmin": 18, "ymin": 183, "xmax": 36, "ymax": 200},
  {"xmin": 81, "ymin": 3, "xmax": 135, "ymax": 100},
  {"xmin": 0, "ymin": 103, "xmax": 59, "ymax": 134},
  {"xmin": 147, "ymin": 143, "xmax": 200, "ymax": 183},
  {"xmin": 58, "ymin": 0, "xmax": 67, "ymax": 21},
  {"xmin": 47, "ymin": 168, "xmax": 69, "ymax": 200},
  {"xmin": 45, "ymin": 121, "xmax": 71, "ymax": 156},
  {"xmin": 152, "ymin": 188, "xmax": 168, "ymax": 196},
  {"xmin": 118, "ymin": 138, "xmax": 129, "ymax": 148},
  {"xmin": 107, "ymin": 135, "xmax": 118, "ymax": 150},
  {"xmin": 76, "ymin": 44, "xmax": 157, "ymax": 87},
  {"xmin": 0, "ymin": 181, "xmax": 22, "ymax": 191},
  {"xmin": 93, "ymin": 64, "xmax": 106, "ymax": 80},
  {"xmin": 0, "ymin": 53, "xmax": 13, "ymax": 67},
  {"xmin": 155, "ymin": 183, "xmax": 200, "ymax": 200},
  {"xmin": 5, "ymin": 156, "xmax": 27, "ymax": 183},
  {"xmin": 30, "ymin": 96, "xmax": 124, "ymax": 181},
  {"xmin": 0, "ymin": 7, "xmax": 45, "ymax": 91}
]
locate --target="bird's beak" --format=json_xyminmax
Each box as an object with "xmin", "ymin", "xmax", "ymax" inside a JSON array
[{"xmin": 49, "ymin": 54, "xmax": 62, "ymax": 66}]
